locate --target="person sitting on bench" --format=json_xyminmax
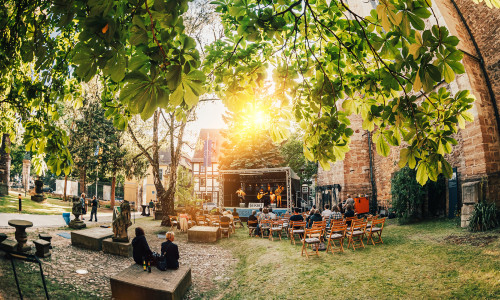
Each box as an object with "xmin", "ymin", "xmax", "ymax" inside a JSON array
[
  {"xmin": 160, "ymin": 232, "xmax": 179, "ymax": 270},
  {"xmin": 132, "ymin": 227, "xmax": 157, "ymax": 266}
]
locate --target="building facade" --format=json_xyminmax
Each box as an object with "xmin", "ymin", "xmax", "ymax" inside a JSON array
[{"xmin": 191, "ymin": 129, "xmax": 223, "ymax": 203}]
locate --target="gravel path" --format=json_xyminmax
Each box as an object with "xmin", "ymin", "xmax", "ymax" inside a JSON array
[{"xmin": 0, "ymin": 219, "xmax": 237, "ymax": 299}]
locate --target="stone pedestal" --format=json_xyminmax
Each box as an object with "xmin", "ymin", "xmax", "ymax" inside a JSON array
[
  {"xmin": 33, "ymin": 239, "xmax": 51, "ymax": 258},
  {"xmin": 0, "ymin": 239, "xmax": 17, "ymax": 252},
  {"xmin": 69, "ymin": 219, "xmax": 87, "ymax": 229},
  {"xmin": 103, "ymin": 238, "xmax": 132, "ymax": 257},
  {"xmin": 110, "ymin": 264, "xmax": 191, "ymax": 300},
  {"xmin": 461, "ymin": 181, "xmax": 480, "ymax": 228},
  {"xmin": 8, "ymin": 219, "xmax": 33, "ymax": 252},
  {"xmin": 187, "ymin": 226, "xmax": 221, "ymax": 243},
  {"xmin": 154, "ymin": 210, "xmax": 163, "ymax": 220},
  {"xmin": 71, "ymin": 227, "xmax": 113, "ymax": 251},
  {"xmin": 39, "ymin": 233, "xmax": 53, "ymax": 249}
]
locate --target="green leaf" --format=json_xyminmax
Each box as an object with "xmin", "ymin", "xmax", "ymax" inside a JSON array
[
  {"xmin": 398, "ymin": 148, "xmax": 409, "ymax": 168},
  {"xmin": 103, "ymin": 50, "xmax": 126, "ymax": 82},
  {"xmin": 375, "ymin": 134, "xmax": 390, "ymax": 157},
  {"xmin": 416, "ymin": 163, "xmax": 429, "ymax": 185},
  {"xmin": 342, "ymin": 99, "xmax": 356, "ymax": 115}
]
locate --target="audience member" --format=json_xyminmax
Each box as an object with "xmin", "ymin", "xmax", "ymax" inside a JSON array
[
  {"xmin": 232, "ymin": 208, "xmax": 239, "ymax": 217},
  {"xmin": 289, "ymin": 207, "xmax": 304, "ymax": 228},
  {"xmin": 308, "ymin": 209, "xmax": 323, "ymax": 227},
  {"xmin": 256, "ymin": 207, "xmax": 263, "ymax": 218},
  {"xmin": 344, "ymin": 204, "xmax": 355, "ymax": 226},
  {"xmin": 345, "ymin": 194, "xmax": 355, "ymax": 208},
  {"xmin": 330, "ymin": 205, "xmax": 343, "ymax": 221},
  {"xmin": 268, "ymin": 208, "xmax": 277, "ymax": 220},
  {"xmin": 248, "ymin": 210, "xmax": 258, "ymax": 223},
  {"xmin": 321, "ymin": 204, "xmax": 332, "ymax": 219},
  {"xmin": 160, "ymin": 231, "xmax": 179, "ymax": 270},
  {"xmin": 132, "ymin": 227, "xmax": 155, "ymax": 265}
]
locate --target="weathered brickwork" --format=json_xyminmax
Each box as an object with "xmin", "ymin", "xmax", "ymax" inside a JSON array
[{"xmin": 317, "ymin": 1, "xmax": 500, "ymax": 209}]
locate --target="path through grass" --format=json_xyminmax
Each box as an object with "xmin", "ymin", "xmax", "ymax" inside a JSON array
[{"xmin": 0, "ymin": 193, "xmax": 71, "ymax": 215}]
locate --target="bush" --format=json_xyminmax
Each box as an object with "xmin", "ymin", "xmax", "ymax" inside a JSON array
[
  {"xmin": 105, "ymin": 204, "xmax": 111, "ymax": 209},
  {"xmin": 391, "ymin": 167, "xmax": 426, "ymax": 224},
  {"xmin": 468, "ymin": 201, "xmax": 498, "ymax": 232}
]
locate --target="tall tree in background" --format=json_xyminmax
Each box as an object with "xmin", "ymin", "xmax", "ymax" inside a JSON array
[{"xmin": 280, "ymin": 133, "xmax": 318, "ymax": 181}]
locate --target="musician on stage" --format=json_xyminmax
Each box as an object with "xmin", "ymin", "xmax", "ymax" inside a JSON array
[
  {"xmin": 257, "ymin": 188, "xmax": 267, "ymax": 204},
  {"xmin": 275, "ymin": 185, "xmax": 284, "ymax": 208},
  {"xmin": 236, "ymin": 187, "xmax": 246, "ymax": 205}
]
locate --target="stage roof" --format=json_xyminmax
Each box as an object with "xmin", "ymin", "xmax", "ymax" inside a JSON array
[{"xmin": 219, "ymin": 167, "xmax": 300, "ymax": 180}]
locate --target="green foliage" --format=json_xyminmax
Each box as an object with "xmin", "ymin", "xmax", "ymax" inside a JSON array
[
  {"xmin": 280, "ymin": 133, "xmax": 317, "ymax": 180},
  {"xmin": 9, "ymin": 144, "xmax": 26, "ymax": 181},
  {"xmin": 391, "ymin": 166, "xmax": 426, "ymax": 224},
  {"xmin": 205, "ymin": 0, "xmax": 475, "ymax": 185},
  {"xmin": 468, "ymin": 201, "xmax": 499, "ymax": 232},
  {"xmin": 175, "ymin": 166, "xmax": 195, "ymax": 207}
]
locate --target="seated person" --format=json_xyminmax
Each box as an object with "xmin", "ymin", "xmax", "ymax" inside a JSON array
[
  {"xmin": 248, "ymin": 210, "xmax": 258, "ymax": 223},
  {"xmin": 160, "ymin": 231, "xmax": 179, "ymax": 270},
  {"xmin": 344, "ymin": 204, "xmax": 355, "ymax": 226},
  {"xmin": 321, "ymin": 204, "xmax": 332, "ymax": 219},
  {"xmin": 232, "ymin": 208, "xmax": 239, "ymax": 217},
  {"xmin": 289, "ymin": 207, "xmax": 304, "ymax": 228},
  {"xmin": 132, "ymin": 227, "xmax": 154, "ymax": 265},
  {"xmin": 330, "ymin": 205, "xmax": 343, "ymax": 221},
  {"xmin": 268, "ymin": 208, "xmax": 277, "ymax": 220},
  {"xmin": 308, "ymin": 209, "xmax": 323, "ymax": 228}
]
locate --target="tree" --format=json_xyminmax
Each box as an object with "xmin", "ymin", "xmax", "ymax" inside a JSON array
[
  {"xmin": 280, "ymin": 133, "xmax": 317, "ymax": 181},
  {"xmin": 203, "ymin": 0, "xmax": 479, "ymax": 186},
  {"xmin": 175, "ymin": 166, "xmax": 195, "ymax": 207}
]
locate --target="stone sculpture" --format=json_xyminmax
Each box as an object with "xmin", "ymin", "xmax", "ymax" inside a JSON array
[
  {"xmin": 112, "ymin": 201, "xmax": 132, "ymax": 242},
  {"xmin": 69, "ymin": 196, "xmax": 86, "ymax": 229}
]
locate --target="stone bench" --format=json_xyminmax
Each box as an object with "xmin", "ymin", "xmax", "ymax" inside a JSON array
[
  {"xmin": 71, "ymin": 227, "xmax": 113, "ymax": 251},
  {"xmin": 110, "ymin": 264, "xmax": 191, "ymax": 300},
  {"xmin": 39, "ymin": 233, "xmax": 52, "ymax": 249},
  {"xmin": 188, "ymin": 226, "xmax": 221, "ymax": 243},
  {"xmin": 0, "ymin": 239, "xmax": 17, "ymax": 252},
  {"xmin": 33, "ymin": 239, "xmax": 51, "ymax": 258},
  {"xmin": 102, "ymin": 238, "xmax": 132, "ymax": 257}
]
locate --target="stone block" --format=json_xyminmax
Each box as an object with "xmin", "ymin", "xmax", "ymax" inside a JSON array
[
  {"xmin": 103, "ymin": 238, "xmax": 132, "ymax": 257},
  {"xmin": 69, "ymin": 219, "xmax": 87, "ymax": 229},
  {"xmin": 462, "ymin": 182, "xmax": 480, "ymax": 204},
  {"xmin": 154, "ymin": 211, "xmax": 163, "ymax": 220},
  {"xmin": 0, "ymin": 239, "xmax": 17, "ymax": 252},
  {"xmin": 110, "ymin": 264, "xmax": 191, "ymax": 300},
  {"xmin": 0, "ymin": 233, "xmax": 7, "ymax": 243},
  {"xmin": 188, "ymin": 226, "xmax": 220, "ymax": 243},
  {"xmin": 33, "ymin": 239, "xmax": 51, "ymax": 258},
  {"xmin": 71, "ymin": 227, "xmax": 113, "ymax": 251}
]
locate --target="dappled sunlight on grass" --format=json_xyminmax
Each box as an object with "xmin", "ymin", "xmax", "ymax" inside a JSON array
[
  {"xmin": 0, "ymin": 194, "xmax": 71, "ymax": 215},
  {"xmin": 211, "ymin": 219, "xmax": 500, "ymax": 299}
]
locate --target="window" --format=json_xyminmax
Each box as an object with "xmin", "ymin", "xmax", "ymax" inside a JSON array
[
  {"xmin": 213, "ymin": 164, "xmax": 218, "ymax": 171},
  {"xmin": 194, "ymin": 178, "xmax": 199, "ymax": 190},
  {"xmin": 200, "ymin": 165, "xmax": 205, "ymax": 173},
  {"xmin": 207, "ymin": 179, "xmax": 212, "ymax": 187},
  {"xmin": 194, "ymin": 163, "xmax": 199, "ymax": 172},
  {"xmin": 213, "ymin": 179, "xmax": 219, "ymax": 187},
  {"xmin": 200, "ymin": 178, "xmax": 206, "ymax": 187},
  {"xmin": 159, "ymin": 168, "xmax": 163, "ymax": 179}
]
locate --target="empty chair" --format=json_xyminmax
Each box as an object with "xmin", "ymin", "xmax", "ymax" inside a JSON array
[
  {"xmin": 326, "ymin": 224, "xmax": 347, "ymax": 254},
  {"xmin": 269, "ymin": 220, "xmax": 283, "ymax": 241},
  {"xmin": 196, "ymin": 215, "xmax": 207, "ymax": 226},
  {"xmin": 289, "ymin": 221, "xmax": 306, "ymax": 245},
  {"xmin": 347, "ymin": 219, "xmax": 367, "ymax": 250},
  {"xmin": 220, "ymin": 220, "xmax": 231, "ymax": 238},
  {"xmin": 367, "ymin": 217, "xmax": 386, "ymax": 245},
  {"xmin": 301, "ymin": 228, "xmax": 323, "ymax": 258}
]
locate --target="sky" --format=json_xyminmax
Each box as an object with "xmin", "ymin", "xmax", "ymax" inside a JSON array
[{"xmin": 184, "ymin": 100, "xmax": 227, "ymax": 156}]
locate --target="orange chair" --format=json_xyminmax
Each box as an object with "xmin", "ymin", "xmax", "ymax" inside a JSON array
[
  {"xmin": 301, "ymin": 228, "xmax": 323, "ymax": 258},
  {"xmin": 367, "ymin": 217, "xmax": 386, "ymax": 245},
  {"xmin": 269, "ymin": 220, "xmax": 283, "ymax": 241},
  {"xmin": 259, "ymin": 219, "xmax": 272, "ymax": 238},
  {"xmin": 289, "ymin": 221, "xmax": 306, "ymax": 245},
  {"xmin": 347, "ymin": 219, "xmax": 367, "ymax": 250},
  {"xmin": 220, "ymin": 220, "xmax": 231, "ymax": 238},
  {"xmin": 248, "ymin": 220, "xmax": 258, "ymax": 237},
  {"xmin": 326, "ymin": 224, "xmax": 347, "ymax": 254}
]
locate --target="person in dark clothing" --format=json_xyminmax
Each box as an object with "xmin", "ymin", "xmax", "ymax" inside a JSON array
[
  {"xmin": 89, "ymin": 196, "xmax": 98, "ymax": 222},
  {"xmin": 308, "ymin": 209, "xmax": 323, "ymax": 228},
  {"xmin": 160, "ymin": 232, "xmax": 179, "ymax": 270},
  {"xmin": 344, "ymin": 204, "xmax": 355, "ymax": 226},
  {"xmin": 248, "ymin": 210, "xmax": 258, "ymax": 222},
  {"xmin": 289, "ymin": 207, "xmax": 304, "ymax": 229},
  {"xmin": 132, "ymin": 227, "xmax": 154, "ymax": 265}
]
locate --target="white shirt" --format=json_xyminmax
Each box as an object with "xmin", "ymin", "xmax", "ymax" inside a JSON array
[{"xmin": 321, "ymin": 209, "xmax": 332, "ymax": 218}]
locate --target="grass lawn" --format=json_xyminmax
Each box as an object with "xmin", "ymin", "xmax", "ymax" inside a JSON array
[
  {"xmin": 0, "ymin": 193, "xmax": 71, "ymax": 215},
  {"xmin": 211, "ymin": 219, "xmax": 500, "ymax": 299}
]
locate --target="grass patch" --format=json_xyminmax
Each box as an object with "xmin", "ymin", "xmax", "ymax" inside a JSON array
[
  {"xmin": 0, "ymin": 193, "xmax": 71, "ymax": 215},
  {"xmin": 0, "ymin": 260, "xmax": 100, "ymax": 299},
  {"xmin": 212, "ymin": 219, "xmax": 500, "ymax": 299}
]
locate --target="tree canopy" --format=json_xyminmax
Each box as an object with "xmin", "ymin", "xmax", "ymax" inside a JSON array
[{"xmin": 1, "ymin": 0, "xmax": 498, "ymax": 186}]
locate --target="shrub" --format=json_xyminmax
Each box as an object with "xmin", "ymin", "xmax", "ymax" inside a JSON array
[
  {"xmin": 391, "ymin": 167, "xmax": 426, "ymax": 224},
  {"xmin": 105, "ymin": 204, "xmax": 111, "ymax": 209},
  {"xmin": 468, "ymin": 201, "xmax": 498, "ymax": 232}
]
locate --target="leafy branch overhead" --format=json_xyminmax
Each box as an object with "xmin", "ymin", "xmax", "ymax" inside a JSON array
[{"xmin": 203, "ymin": 0, "xmax": 477, "ymax": 185}]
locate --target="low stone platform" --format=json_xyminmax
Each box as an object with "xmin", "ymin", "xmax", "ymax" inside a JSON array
[
  {"xmin": 103, "ymin": 238, "xmax": 132, "ymax": 257},
  {"xmin": 0, "ymin": 239, "xmax": 17, "ymax": 252},
  {"xmin": 188, "ymin": 226, "xmax": 220, "ymax": 243},
  {"xmin": 110, "ymin": 264, "xmax": 191, "ymax": 300},
  {"xmin": 71, "ymin": 227, "xmax": 113, "ymax": 251}
]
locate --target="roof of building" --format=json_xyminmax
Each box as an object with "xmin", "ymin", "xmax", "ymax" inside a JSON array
[
  {"xmin": 192, "ymin": 129, "xmax": 224, "ymax": 163},
  {"xmin": 158, "ymin": 150, "xmax": 191, "ymax": 169}
]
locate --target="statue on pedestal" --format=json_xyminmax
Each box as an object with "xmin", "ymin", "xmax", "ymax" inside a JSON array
[
  {"xmin": 69, "ymin": 196, "xmax": 86, "ymax": 229},
  {"xmin": 112, "ymin": 201, "xmax": 132, "ymax": 242},
  {"xmin": 31, "ymin": 177, "xmax": 45, "ymax": 202}
]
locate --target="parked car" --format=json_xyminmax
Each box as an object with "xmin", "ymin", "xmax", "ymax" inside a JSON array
[{"xmin": 203, "ymin": 202, "xmax": 218, "ymax": 211}]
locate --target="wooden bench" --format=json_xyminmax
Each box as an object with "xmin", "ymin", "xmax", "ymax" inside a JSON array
[{"xmin": 110, "ymin": 264, "xmax": 191, "ymax": 300}]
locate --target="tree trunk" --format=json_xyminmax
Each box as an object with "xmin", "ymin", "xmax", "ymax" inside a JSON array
[
  {"xmin": 0, "ymin": 134, "xmax": 11, "ymax": 196},
  {"xmin": 79, "ymin": 167, "xmax": 86, "ymax": 195},
  {"xmin": 63, "ymin": 174, "xmax": 68, "ymax": 201},
  {"xmin": 111, "ymin": 172, "xmax": 116, "ymax": 209}
]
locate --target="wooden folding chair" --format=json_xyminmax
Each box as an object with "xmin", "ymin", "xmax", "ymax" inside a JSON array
[
  {"xmin": 248, "ymin": 220, "xmax": 258, "ymax": 236},
  {"xmin": 169, "ymin": 215, "xmax": 178, "ymax": 231},
  {"xmin": 347, "ymin": 219, "xmax": 367, "ymax": 250},
  {"xmin": 301, "ymin": 228, "xmax": 323, "ymax": 258},
  {"xmin": 367, "ymin": 217, "xmax": 386, "ymax": 245},
  {"xmin": 196, "ymin": 215, "xmax": 207, "ymax": 226},
  {"xmin": 220, "ymin": 221, "xmax": 231, "ymax": 238},
  {"xmin": 280, "ymin": 218, "xmax": 289, "ymax": 238},
  {"xmin": 259, "ymin": 219, "xmax": 272, "ymax": 238},
  {"xmin": 326, "ymin": 224, "xmax": 347, "ymax": 254},
  {"xmin": 365, "ymin": 215, "xmax": 379, "ymax": 229},
  {"xmin": 269, "ymin": 220, "xmax": 283, "ymax": 241},
  {"xmin": 289, "ymin": 221, "xmax": 306, "ymax": 245},
  {"xmin": 233, "ymin": 216, "xmax": 244, "ymax": 228},
  {"xmin": 209, "ymin": 215, "xmax": 220, "ymax": 227},
  {"xmin": 311, "ymin": 221, "xmax": 326, "ymax": 241}
]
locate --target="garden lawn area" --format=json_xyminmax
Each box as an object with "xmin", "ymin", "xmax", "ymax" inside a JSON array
[
  {"xmin": 212, "ymin": 219, "xmax": 500, "ymax": 299},
  {"xmin": 0, "ymin": 193, "xmax": 71, "ymax": 215}
]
